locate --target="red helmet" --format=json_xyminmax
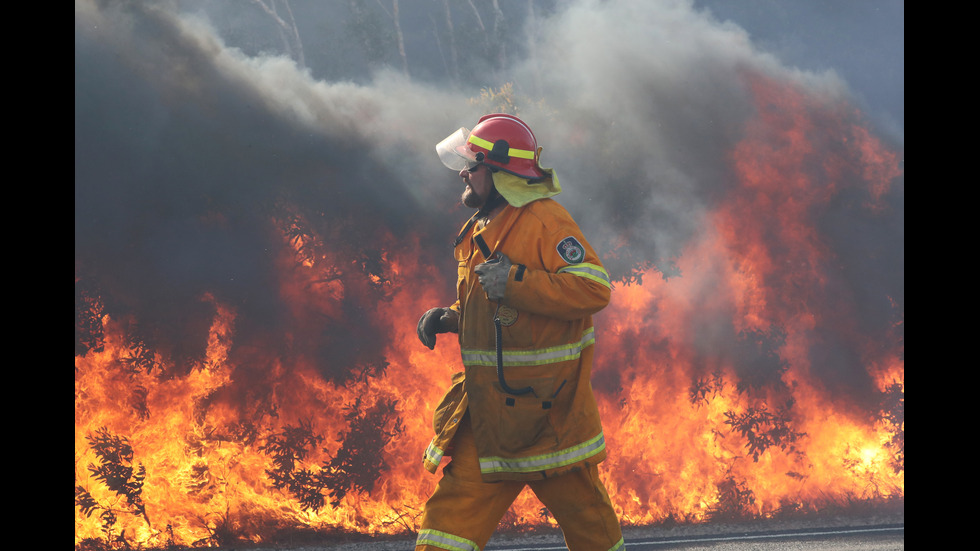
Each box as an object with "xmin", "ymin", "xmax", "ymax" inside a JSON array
[{"xmin": 436, "ymin": 113, "xmax": 548, "ymax": 179}]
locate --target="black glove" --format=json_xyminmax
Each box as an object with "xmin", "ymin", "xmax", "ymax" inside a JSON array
[
  {"xmin": 474, "ymin": 253, "xmax": 511, "ymax": 302},
  {"xmin": 417, "ymin": 307, "xmax": 459, "ymax": 350}
]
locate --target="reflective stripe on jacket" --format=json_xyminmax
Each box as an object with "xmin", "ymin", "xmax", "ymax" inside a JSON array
[{"xmin": 423, "ymin": 198, "xmax": 612, "ymax": 481}]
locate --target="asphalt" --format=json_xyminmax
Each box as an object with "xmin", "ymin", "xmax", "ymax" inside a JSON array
[{"xmin": 237, "ymin": 509, "xmax": 905, "ymax": 551}]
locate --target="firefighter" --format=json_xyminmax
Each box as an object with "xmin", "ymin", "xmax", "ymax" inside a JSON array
[{"xmin": 415, "ymin": 113, "xmax": 624, "ymax": 551}]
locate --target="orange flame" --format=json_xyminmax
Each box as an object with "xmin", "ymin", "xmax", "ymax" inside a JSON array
[{"xmin": 75, "ymin": 73, "xmax": 902, "ymax": 548}]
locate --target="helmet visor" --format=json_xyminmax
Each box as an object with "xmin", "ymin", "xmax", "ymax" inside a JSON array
[{"xmin": 436, "ymin": 127, "xmax": 478, "ymax": 171}]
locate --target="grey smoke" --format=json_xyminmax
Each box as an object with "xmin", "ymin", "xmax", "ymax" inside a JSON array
[{"xmin": 75, "ymin": 0, "xmax": 903, "ymax": 405}]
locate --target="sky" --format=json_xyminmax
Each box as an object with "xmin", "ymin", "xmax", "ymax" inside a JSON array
[{"xmin": 694, "ymin": 0, "xmax": 903, "ymax": 141}]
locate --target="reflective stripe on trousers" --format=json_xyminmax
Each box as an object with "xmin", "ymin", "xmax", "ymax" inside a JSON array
[
  {"xmin": 416, "ymin": 529, "xmax": 480, "ymax": 551},
  {"xmin": 415, "ymin": 417, "xmax": 623, "ymax": 551}
]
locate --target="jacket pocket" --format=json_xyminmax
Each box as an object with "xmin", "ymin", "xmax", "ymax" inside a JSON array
[{"xmin": 493, "ymin": 377, "xmax": 558, "ymax": 455}]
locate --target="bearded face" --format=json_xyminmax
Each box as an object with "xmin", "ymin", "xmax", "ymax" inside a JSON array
[{"xmin": 460, "ymin": 164, "xmax": 494, "ymax": 209}]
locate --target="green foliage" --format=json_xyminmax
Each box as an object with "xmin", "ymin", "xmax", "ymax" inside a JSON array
[
  {"xmin": 75, "ymin": 485, "xmax": 100, "ymax": 518},
  {"xmin": 120, "ymin": 330, "xmax": 163, "ymax": 376},
  {"xmin": 470, "ymin": 83, "xmax": 519, "ymax": 115},
  {"xmin": 708, "ymin": 476, "xmax": 757, "ymax": 521},
  {"xmin": 262, "ymin": 419, "xmax": 329, "ymax": 511},
  {"xmin": 75, "ymin": 280, "xmax": 105, "ymax": 355},
  {"xmin": 85, "ymin": 427, "xmax": 148, "ymax": 519},
  {"xmin": 76, "ymin": 427, "xmax": 150, "ymax": 549},
  {"xmin": 724, "ymin": 400, "xmax": 806, "ymax": 462},
  {"xmin": 879, "ymin": 382, "xmax": 904, "ymax": 473},
  {"xmin": 261, "ymin": 397, "xmax": 403, "ymax": 512},
  {"xmin": 689, "ymin": 371, "xmax": 726, "ymax": 406},
  {"xmin": 320, "ymin": 396, "xmax": 404, "ymax": 507}
]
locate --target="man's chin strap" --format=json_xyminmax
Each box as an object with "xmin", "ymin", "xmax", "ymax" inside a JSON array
[{"xmin": 453, "ymin": 190, "xmax": 509, "ymax": 248}]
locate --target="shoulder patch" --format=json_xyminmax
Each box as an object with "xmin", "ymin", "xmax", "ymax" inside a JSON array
[{"xmin": 556, "ymin": 236, "xmax": 585, "ymax": 264}]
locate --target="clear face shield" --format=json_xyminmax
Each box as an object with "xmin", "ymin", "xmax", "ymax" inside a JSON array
[{"xmin": 435, "ymin": 127, "xmax": 480, "ymax": 171}]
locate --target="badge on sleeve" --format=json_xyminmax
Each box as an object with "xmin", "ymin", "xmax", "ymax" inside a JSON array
[{"xmin": 557, "ymin": 236, "xmax": 585, "ymax": 264}]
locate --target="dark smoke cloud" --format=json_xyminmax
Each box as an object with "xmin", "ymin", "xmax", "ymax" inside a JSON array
[{"xmin": 75, "ymin": 1, "xmax": 902, "ymax": 404}]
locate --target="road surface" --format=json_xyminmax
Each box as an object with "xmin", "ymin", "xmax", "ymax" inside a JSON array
[
  {"xmin": 235, "ymin": 512, "xmax": 905, "ymax": 550},
  {"xmin": 487, "ymin": 524, "xmax": 904, "ymax": 550}
]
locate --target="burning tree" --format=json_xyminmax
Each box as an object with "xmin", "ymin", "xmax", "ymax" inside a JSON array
[
  {"xmin": 76, "ymin": 2, "xmax": 902, "ymax": 547},
  {"xmin": 262, "ymin": 397, "xmax": 405, "ymax": 512},
  {"xmin": 75, "ymin": 428, "xmax": 149, "ymax": 549}
]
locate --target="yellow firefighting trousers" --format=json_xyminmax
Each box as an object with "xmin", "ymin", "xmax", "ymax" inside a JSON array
[{"xmin": 415, "ymin": 416, "xmax": 624, "ymax": 551}]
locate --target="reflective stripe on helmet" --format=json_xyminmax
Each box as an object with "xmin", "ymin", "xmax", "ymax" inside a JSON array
[{"xmin": 467, "ymin": 133, "xmax": 536, "ymax": 159}]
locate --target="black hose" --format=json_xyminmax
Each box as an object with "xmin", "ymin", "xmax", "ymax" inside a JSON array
[{"xmin": 494, "ymin": 306, "xmax": 534, "ymax": 396}]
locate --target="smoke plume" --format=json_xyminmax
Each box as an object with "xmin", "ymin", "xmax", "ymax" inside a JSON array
[
  {"xmin": 77, "ymin": 0, "xmax": 901, "ymax": 395},
  {"xmin": 75, "ymin": 7, "xmax": 903, "ymax": 541}
]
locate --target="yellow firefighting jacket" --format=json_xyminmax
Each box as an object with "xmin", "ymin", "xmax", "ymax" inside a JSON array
[{"xmin": 423, "ymin": 197, "xmax": 613, "ymax": 482}]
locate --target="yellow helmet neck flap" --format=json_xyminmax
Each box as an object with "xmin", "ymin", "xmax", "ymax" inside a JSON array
[{"xmin": 491, "ymin": 167, "xmax": 561, "ymax": 208}]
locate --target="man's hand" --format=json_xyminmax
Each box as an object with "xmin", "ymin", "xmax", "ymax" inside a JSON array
[
  {"xmin": 417, "ymin": 307, "xmax": 460, "ymax": 350},
  {"xmin": 474, "ymin": 253, "xmax": 511, "ymax": 302}
]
